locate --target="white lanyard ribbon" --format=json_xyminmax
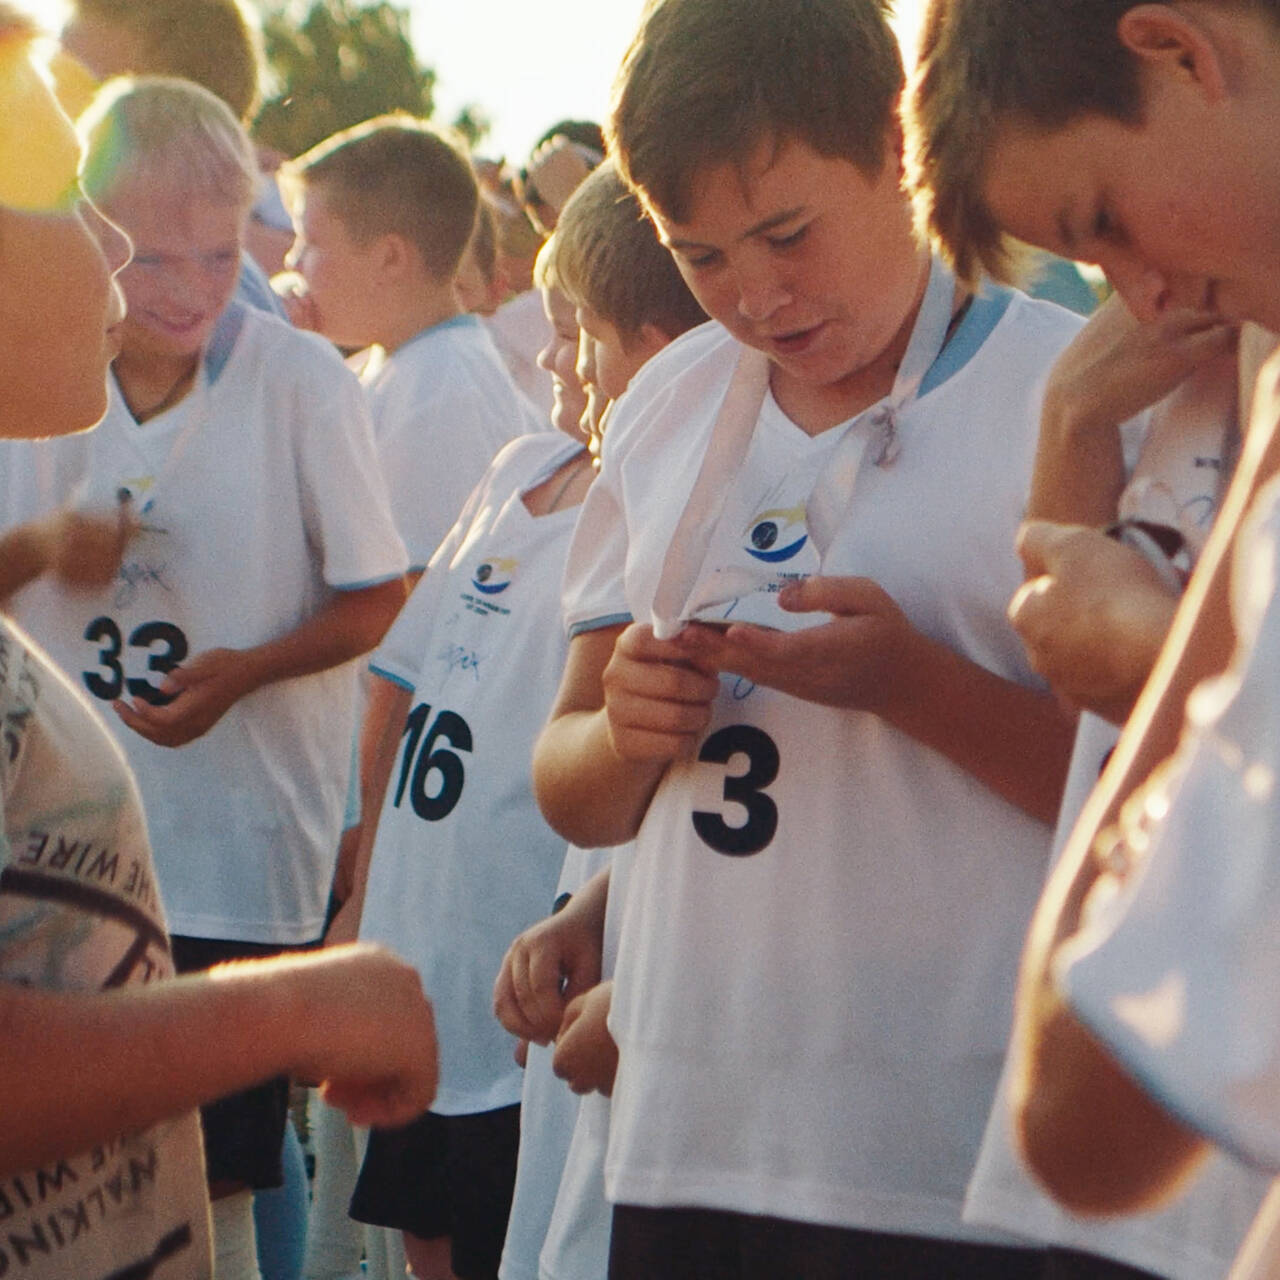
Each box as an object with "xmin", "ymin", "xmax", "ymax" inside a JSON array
[{"xmin": 650, "ymin": 254, "xmax": 956, "ymax": 639}]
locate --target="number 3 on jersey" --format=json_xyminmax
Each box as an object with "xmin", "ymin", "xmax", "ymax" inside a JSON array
[
  {"xmin": 393, "ymin": 703, "xmax": 473, "ymax": 821},
  {"xmin": 692, "ymin": 724, "xmax": 780, "ymax": 856},
  {"xmin": 83, "ymin": 616, "xmax": 188, "ymax": 706}
]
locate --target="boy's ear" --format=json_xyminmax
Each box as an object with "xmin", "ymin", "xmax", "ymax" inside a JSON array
[
  {"xmin": 1116, "ymin": 4, "xmax": 1228, "ymax": 103},
  {"xmin": 374, "ymin": 231, "xmax": 417, "ymax": 281}
]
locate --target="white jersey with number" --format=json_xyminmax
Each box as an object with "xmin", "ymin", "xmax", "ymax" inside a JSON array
[
  {"xmin": 4, "ymin": 306, "xmax": 407, "ymax": 944},
  {"xmin": 561, "ymin": 291, "xmax": 1080, "ymax": 1239},
  {"xmin": 0, "ymin": 617, "xmax": 212, "ymax": 1279},
  {"xmin": 360, "ymin": 431, "xmax": 586, "ymax": 1115},
  {"xmin": 964, "ymin": 348, "xmax": 1269, "ymax": 1277},
  {"xmin": 360, "ymin": 314, "xmax": 541, "ymax": 571}
]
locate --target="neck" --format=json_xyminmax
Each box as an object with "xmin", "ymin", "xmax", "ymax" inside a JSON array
[
  {"xmin": 378, "ymin": 286, "xmax": 463, "ymax": 354},
  {"xmin": 113, "ymin": 348, "xmax": 201, "ymax": 424}
]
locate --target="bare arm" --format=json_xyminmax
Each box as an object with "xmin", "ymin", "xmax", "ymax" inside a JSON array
[
  {"xmin": 1026, "ymin": 297, "xmax": 1234, "ymax": 525},
  {"xmin": 1010, "ymin": 376, "xmax": 1280, "ymax": 1212},
  {"xmin": 0, "ymin": 507, "xmax": 133, "ymax": 602},
  {"xmin": 326, "ymin": 673, "xmax": 413, "ymax": 945},
  {"xmin": 532, "ymin": 624, "xmax": 719, "ymax": 847},
  {"xmin": 0, "ymin": 942, "xmax": 436, "ymax": 1178},
  {"xmin": 116, "ymin": 576, "xmax": 407, "ymax": 747},
  {"xmin": 677, "ymin": 576, "xmax": 1074, "ymax": 825}
]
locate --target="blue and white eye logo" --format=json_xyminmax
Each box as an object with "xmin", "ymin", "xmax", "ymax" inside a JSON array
[
  {"xmin": 472, "ymin": 557, "xmax": 518, "ymax": 595},
  {"xmin": 742, "ymin": 506, "xmax": 808, "ymax": 563}
]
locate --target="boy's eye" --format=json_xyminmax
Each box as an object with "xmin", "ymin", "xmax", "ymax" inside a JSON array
[
  {"xmin": 683, "ymin": 250, "xmax": 720, "ymax": 270},
  {"xmin": 766, "ymin": 225, "xmax": 808, "ymax": 250},
  {"xmin": 1091, "ymin": 206, "xmax": 1120, "ymax": 242}
]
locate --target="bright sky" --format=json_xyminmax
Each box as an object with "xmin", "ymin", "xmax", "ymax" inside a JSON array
[{"xmin": 27, "ymin": 0, "xmax": 928, "ymax": 164}]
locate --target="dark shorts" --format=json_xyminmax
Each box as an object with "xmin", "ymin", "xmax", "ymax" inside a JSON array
[
  {"xmin": 608, "ymin": 1205, "xmax": 1050, "ymax": 1280},
  {"xmin": 350, "ymin": 1104, "xmax": 521, "ymax": 1280},
  {"xmin": 171, "ymin": 934, "xmax": 306, "ymax": 1192}
]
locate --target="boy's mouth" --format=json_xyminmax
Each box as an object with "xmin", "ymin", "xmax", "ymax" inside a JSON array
[{"xmin": 767, "ymin": 321, "xmax": 824, "ymax": 355}]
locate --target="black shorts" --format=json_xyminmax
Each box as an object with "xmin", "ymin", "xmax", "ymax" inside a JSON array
[
  {"xmin": 171, "ymin": 934, "xmax": 308, "ymax": 1191},
  {"xmin": 608, "ymin": 1205, "xmax": 1049, "ymax": 1280},
  {"xmin": 350, "ymin": 1104, "xmax": 520, "ymax": 1280}
]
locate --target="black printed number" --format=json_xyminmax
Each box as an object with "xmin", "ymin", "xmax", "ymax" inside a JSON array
[
  {"xmin": 83, "ymin": 617, "xmax": 189, "ymax": 706},
  {"xmin": 392, "ymin": 702, "xmax": 473, "ymax": 822},
  {"xmin": 692, "ymin": 724, "xmax": 780, "ymax": 856}
]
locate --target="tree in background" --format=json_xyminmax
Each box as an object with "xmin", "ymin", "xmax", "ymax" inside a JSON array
[{"xmin": 255, "ymin": 0, "xmax": 488, "ymax": 157}]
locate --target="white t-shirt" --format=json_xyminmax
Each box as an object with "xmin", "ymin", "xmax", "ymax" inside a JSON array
[
  {"xmin": 486, "ymin": 289, "xmax": 556, "ymax": 420},
  {"xmin": 0, "ymin": 616, "xmax": 211, "ymax": 1279},
  {"xmin": 360, "ymin": 431, "xmax": 586, "ymax": 1114},
  {"xmin": 361, "ymin": 314, "xmax": 541, "ymax": 571},
  {"xmin": 562, "ymin": 290, "xmax": 1081, "ymax": 1240},
  {"xmin": 500, "ymin": 843, "xmax": 614, "ymax": 1280},
  {"xmin": 964, "ymin": 350, "xmax": 1269, "ymax": 1277},
  {"xmin": 539, "ymin": 844, "xmax": 633, "ymax": 1280},
  {"xmin": 5, "ymin": 305, "xmax": 408, "ymax": 943},
  {"xmin": 1059, "ymin": 352, "xmax": 1280, "ymax": 1175}
]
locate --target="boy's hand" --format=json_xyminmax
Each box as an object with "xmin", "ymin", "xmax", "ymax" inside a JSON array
[
  {"xmin": 552, "ymin": 980, "xmax": 617, "ymax": 1096},
  {"xmin": 114, "ymin": 647, "xmax": 256, "ymax": 747},
  {"xmin": 494, "ymin": 903, "xmax": 604, "ymax": 1046},
  {"xmin": 674, "ymin": 576, "xmax": 911, "ymax": 713},
  {"xmin": 47, "ymin": 505, "xmax": 136, "ymax": 590},
  {"xmin": 1044, "ymin": 295, "xmax": 1235, "ymax": 438},
  {"xmin": 602, "ymin": 623, "xmax": 720, "ymax": 762},
  {"xmin": 279, "ymin": 943, "xmax": 439, "ymax": 1129},
  {"xmin": 1010, "ymin": 521, "xmax": 1179, "ymax": 723}
]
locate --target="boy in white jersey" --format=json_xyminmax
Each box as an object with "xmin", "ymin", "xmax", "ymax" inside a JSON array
[
  {"xmin": 338, "ymin": 162, "xmax": 701, "ymax": 1280},
  {"xmin": 0, "ymin": 24, "xmax": 437, "ymax": 1280},
  {"xmin": 493, "ymin": 162, "xmax": 704, "ymax": 1280},
  {"xmin": 530, "ymin": 1, "xmax": 1086, "ymax": 1275},
  {"xmin": 1, "ymin": 75, "xmax": 410, "ymax": 1273},
  {"xmin": 908, "ymin": 0, "xmax": 1280, "ymax": 1258},
  {"xmin": 282, "ymin": 117, "xmax": 542, "ymax": 576}
]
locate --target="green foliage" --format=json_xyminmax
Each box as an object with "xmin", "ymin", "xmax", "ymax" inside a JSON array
[
  {"xmin": 254, "ymin": 0, "xmax": 437, "ymax": 157},
  {"xmin": 451, "ymin": 104, "xmax": 492, "ymax": 150}
]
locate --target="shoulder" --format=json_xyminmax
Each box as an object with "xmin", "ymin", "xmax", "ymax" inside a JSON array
[
  {"xmin": 604, "ymin": 321, "xmax": 740, "ymax": 455},
  {"xmin": 225, "ymin": 305, "xmax": 357, "ymax": 386},
  {"xmin": 989, "ymin": 286, "xmax": 1088, "ymax": 355}
]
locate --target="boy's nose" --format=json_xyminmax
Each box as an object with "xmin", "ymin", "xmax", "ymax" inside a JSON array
[
  {"xmin": 734, "ymin": 263, "xmax": 791, "ymax": 324},
  {"xmin": 1100, "ymin": 253, "xmax": 1175, "ymax": 324}
]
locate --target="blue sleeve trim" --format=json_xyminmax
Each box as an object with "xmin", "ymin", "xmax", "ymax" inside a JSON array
[
  {"xmin": 368, "ymin": 663, "xmax": 415, "ymax": 691},
  {"xmin": 332, "ymin": 571, "xmax": 408, "ymax": 591},
  {"xmin": 568, "ymin": 612, "xmax": 633, "ymax": 638}
]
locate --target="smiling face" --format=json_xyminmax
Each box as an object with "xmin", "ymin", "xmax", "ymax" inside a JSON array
[
  {"xmin": 647, "ymin": 136, "xmax": 924, "ymax": 409},
  {"xmin": 102, "ymin": 177, "xmax": 244, "ymax": 363},
  {"xmin": 537, "ymin": 285, "xmax": 589, "ymax": 436}
]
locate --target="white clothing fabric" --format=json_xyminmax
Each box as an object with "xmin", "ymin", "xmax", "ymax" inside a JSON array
[
  {"xmin": 1060, "ymin": 443, "xmax": 1280, "ymax": 1174},
  {"xmin": 360, "ymin": 313, "xmax": 541, "ymax": 571},
  {"xmin": 0, "ymin": 616, "xmax": 211, "ymax": 1279},
  {"xmin": 964, "ymin": 349, "xmax": 1268, "ymax": 1277},
  {"xmin": 487, "ymin": 289, "xmax": 556, "ymax": 419},
  {"xmin": 539, "ymin": 845, "xmax": 633, "ymax": 1280},
  {"xmin": 360, "ymin": 432, "xmax": 586, "ymax": 1114},
  {"xmin": 562, "ymin": 291, "xmax": 1081, "ymax": 1239},
  {"xmin": 500, "ymin": 844, "xmax": 614, "ymax": 1280},
  {"xmin": 4, "ymin": 306, "xmax": 407, "ymax": 943}
]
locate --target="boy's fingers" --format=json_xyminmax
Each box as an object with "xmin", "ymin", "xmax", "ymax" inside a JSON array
[
  {"xmin": 1015, "ymin": 520, "xmax": 1080, "ymax": 578},
  {"xmin": 776, "ymin": 574, "xmax": 890, "ymax": 617}
]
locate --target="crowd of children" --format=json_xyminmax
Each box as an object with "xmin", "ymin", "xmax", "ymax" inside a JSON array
[{"xmin": 5, "ymin": 0, "xmax": 1280, "ymax": 1277}]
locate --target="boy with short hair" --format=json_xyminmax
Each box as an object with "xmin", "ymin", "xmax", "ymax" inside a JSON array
[
  {"xmin": 283, "ymin": 116, "xmax": 542, "ymax": 574},
  {"xmin": 529, "ymin": 1, "xmax": 1088, "ymax": 1276},
  {"xmin": 494, "ymin": 161, "xmax": 704, "ymax": 1280},
  {"xmin": 906, "ymin": 0, "xmax": 1280, "ymax": 1244}
]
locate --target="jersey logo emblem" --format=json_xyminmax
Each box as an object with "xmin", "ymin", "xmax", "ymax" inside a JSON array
[
  {"xmin": 471, "ymin": 557, "xmax": 518, "ymax": 595},
  {"xmin": 743, "ymin": 506, "xmax": 808, "ymax": 564}
]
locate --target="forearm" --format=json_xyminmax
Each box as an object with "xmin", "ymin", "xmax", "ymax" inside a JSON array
[
  {"xmin": 877, "ymin": 630, "xmax": 1075, "ymax": 824},
  {"xmin": 533, "ymin": 706, "xmax": 666, "ymax": 847},
  {"xmin": 1026, "ymin": 388, "xmax": 1126, "ymax": 526},
  {"xmin": 0, "ymin": 519, "xmax": 52, "ymax": 601},
  {"xmin": 0, "ymin": 957, "xmax": 312, "ymax": 1176},
  {"xmin": 237, "ymin": 577, "xmax": 406, "ymax": 696}
]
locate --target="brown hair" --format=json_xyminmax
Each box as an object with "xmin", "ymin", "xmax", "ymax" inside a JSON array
[
  {"xmin": 283, "ymin": 115, "xmax": 477, "ymax": 283},
  {"xmin": 905, "ymin": 0, "xmax": 1280, "ymax": 284},
  {"xmin": 607, "ymin": 0, "xmax": 903, "ymax": 222},
  {"xmin": 68, "ymin": 0, "xmax": 262, "ymax": 121},
  {"xmin": 549, "ymin": 160, "xmax": 705, "ymax": 342}
]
